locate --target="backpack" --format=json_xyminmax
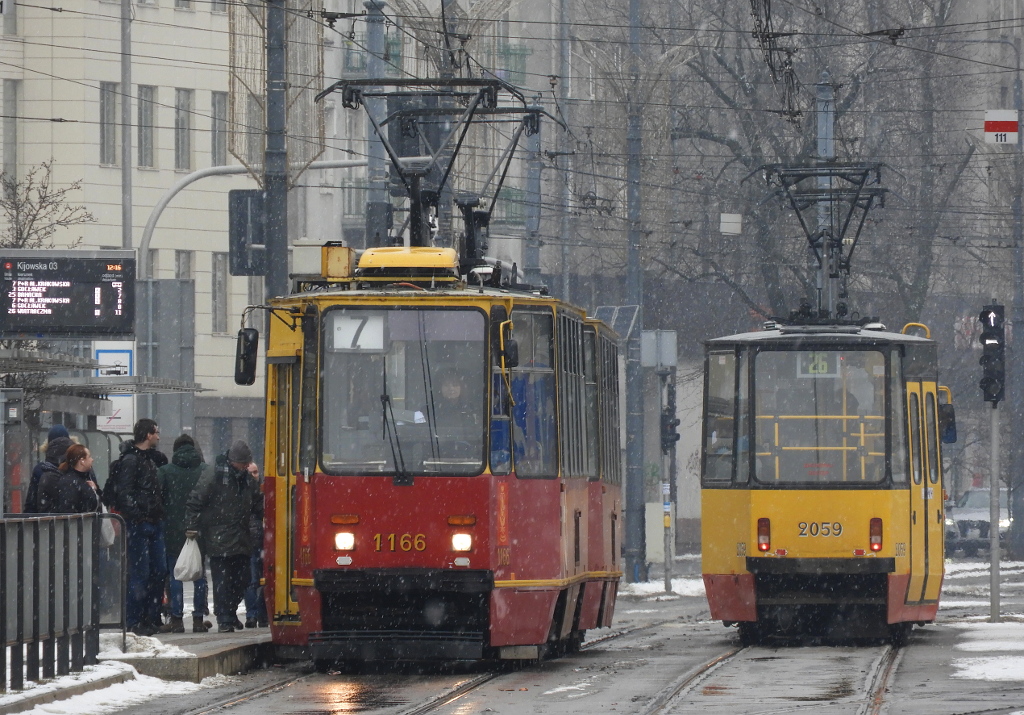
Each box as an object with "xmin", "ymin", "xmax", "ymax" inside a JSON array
[{"xmin": 102, "ymin": 456, "xmax": 124, "ymax": 509}]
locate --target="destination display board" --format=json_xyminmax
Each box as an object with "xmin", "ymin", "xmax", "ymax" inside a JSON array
[{"xmin": 0, "ymin": 250, "xmax": 135, "ymax": 339}]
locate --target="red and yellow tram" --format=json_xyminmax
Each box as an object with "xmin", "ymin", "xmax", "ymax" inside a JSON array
[{"xmin": 242, "ymin": 245, "xmax": 622, "ymax": 666}]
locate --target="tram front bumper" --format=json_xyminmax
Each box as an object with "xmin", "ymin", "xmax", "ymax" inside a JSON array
[{"xmin": 311, "ymin": 568, "xmax": 493, "ymax": 662}]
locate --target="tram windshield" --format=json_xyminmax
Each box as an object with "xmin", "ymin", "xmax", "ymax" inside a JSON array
[
  {"xmin": 320, "ymin": 307, "xmax": 487, "ymax": 476},
  {"xmin": 753, "ymin": 349, "xmax": 887, "ymax": 484}
]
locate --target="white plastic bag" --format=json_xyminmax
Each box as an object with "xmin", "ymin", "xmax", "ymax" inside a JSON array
[
  {"xmin": 174, "ymin": 538, "xmax": 204, "ymax": 582},
  {"xmin": 99, "ymin": 506, "xmax": 116, "ymax": 548}
]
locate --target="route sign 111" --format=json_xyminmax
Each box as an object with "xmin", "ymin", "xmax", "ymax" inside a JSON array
[
  {"xmin": 0, "ymin": 250, "xmax": 135, "ymax": 339},
  {"xmin": 985, "ymin": 110, "xmax": 1019, "ymax": 144}
]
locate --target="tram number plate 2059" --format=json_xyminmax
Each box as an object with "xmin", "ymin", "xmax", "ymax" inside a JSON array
[{"xmin": 797, "ymin": 521, "xmax": 843, "ymax": 537}]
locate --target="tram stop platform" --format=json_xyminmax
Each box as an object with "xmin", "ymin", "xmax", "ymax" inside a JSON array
[
  {"xmin": 0, "ymin": 628, "xmax": 275, "ymax": 715},
  {"xmin": 101, "ymin": 627, "xmax": 274, "ymax": 682}
]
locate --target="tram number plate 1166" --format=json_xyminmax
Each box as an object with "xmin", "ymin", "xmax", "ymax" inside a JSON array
[{"xmin": 797, "ymin": 521, "xmax": 843, "ymax": 537}]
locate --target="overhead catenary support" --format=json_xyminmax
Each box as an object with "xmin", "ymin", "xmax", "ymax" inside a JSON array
[
  {"xmin": 624, "ymin": 0, "xmax": 646, "ymax": 584},
  {"xmin": 523, "ymin": 103, "xmax": 543, "ymax": 285},
  {"xmin": 121, "ymin": 0, "xmax": 131, "ymax": 250},
  {"xmin": 364, "ymin": 0, "xmax": 390, "ymax": 248},
  {"xmin": 265, "ymin": 0, "xmax": 289, "ymax": 301}
]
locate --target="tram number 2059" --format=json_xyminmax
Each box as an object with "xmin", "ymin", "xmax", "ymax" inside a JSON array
[{"xmin": 797, "ymin": 521, "xmax": 843, "ymax": 537}]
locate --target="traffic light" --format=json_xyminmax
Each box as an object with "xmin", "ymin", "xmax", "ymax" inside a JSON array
[
  {"xmin": 979, "ymin": 304, "xmax": 1005, "ymax": 403},
  {"xmin": 660, "ymin": 409, "xmax": 681, "ymax": 454}
]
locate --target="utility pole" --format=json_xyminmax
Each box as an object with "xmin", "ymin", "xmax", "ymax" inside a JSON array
[
  {"xmin": 264, "ymin": 0, "xmax": 288, "ymax": 300},
  {"xmin": 524, "ymin": 101, "xmax": 543, "ymax": 285},
  {"xmin": 558, "ymin": 0, "xmax": 571, "ymax": 301},
  {"xmin": 815, "ymin": 73, "xmax": 834, "ymax": 314},
  {"xmin": 364, "ymin": 0, "xmax": 389, "ymax": 248},
  {"xmin": 435, "ymin": 0, "xmax": 458, "ymax": 244},
  {"xmin": 1009, "ymin": 37, "xmax": 1024, "ymax": 560},
  {"xmin": 120, "ymin": 0, "xmax": 131, "ymax": 251},
  {"xmin": 623, "ymin": 0, "xmax": 646, "ymax": 583}
]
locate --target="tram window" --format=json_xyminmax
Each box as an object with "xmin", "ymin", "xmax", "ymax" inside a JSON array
[
  {"xmin": 753, "ymin": 349, "xmax": 887, "ymax": 484},
  {"xmin": 274, "ymin": 364, "xmax": 291, "ymax": 475},
  {"xmin": 490, "ymin": 306, "xmax": 512, "ymax": 475},
  {"xmin": 511, "ymin": 309, "xmax": 558, "ymax": 479},
  {"xmin": 320, "ymin": 308, "xmax": 487, "ymax": 477},
  {"xmin": 890, "ymin": 351, "xmax": 907, "ymax": 483},
  {"xmin": 909, "ymin": 393, "xmax": 922, "ymax": 485},
  {"xmin": 925, "ymin": 392, "xmax": 939, "ymax": 484},
  {"xmin": 584, "ymin": 329, "xmax": 599, "ymax": 479},
  {"xmin": 736, "ymin": 351, "xmax": 750, "ymax": 484},
  {"xmin": 703, "ymin": 351, "xmax": 736, "ymax": 484}
]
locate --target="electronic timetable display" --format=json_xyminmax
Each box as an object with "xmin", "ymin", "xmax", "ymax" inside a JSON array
[{"xmin": 0, "ymin": 251, "xmax": 135, "ymax": 339}]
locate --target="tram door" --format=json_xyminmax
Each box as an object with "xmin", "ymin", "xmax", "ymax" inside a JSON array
[{"xmin": 905, "ymin": 381, "xmax": 942, "ymax": 603}]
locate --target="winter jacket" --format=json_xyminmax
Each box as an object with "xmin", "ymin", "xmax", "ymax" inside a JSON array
[
  {"xmin": 116, "ymin": 443, "xmax": 167, "ymax": 523},
  {"xmin": 159, "ymin": 444, "xmax": 213, "ymax": 562},
  {"xmin": 24, "ymin": 431, "xmax": 74, "ymax": 513},
  {"xmin": 184, "ymin": 453, "xmax": 263, "ymax": 558},
  {"xmin": 37, "ymin": 466, "xmax": 100, "ymax": 514}
]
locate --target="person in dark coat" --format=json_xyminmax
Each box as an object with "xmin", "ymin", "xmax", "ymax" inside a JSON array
[
  {"xmin": 185, "ymin": 440, "xmax": 263, "ymax": 633},
  {"xmin": 117, "ymin": 418, "xmax": 168, "ymax": 637},
  {"xmin": 38, "ymin": 444, "xmax": 101, "ymax": 514},
  {"xmin": 24, "ymin": 425, "xmax": 71, "ymax": 513},
  {"xmin": 243, "ymin": 461, "xmax": 268, "ymax": 628},
  {"xmin": 158, "ymin": 434, "xmax": 213, "ymax": 634}
]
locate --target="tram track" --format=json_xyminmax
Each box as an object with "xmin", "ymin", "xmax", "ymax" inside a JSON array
[
  {"xmin": 636, "ymin": 646, "xmax": 744, "ymax": 715},
  {"xmin": 637, "ymin": 641, "xmax": 909, "ymax": 715},
  {"xmin": 859, "ymin": 645, "xmax": 903, "ymax": 715}
]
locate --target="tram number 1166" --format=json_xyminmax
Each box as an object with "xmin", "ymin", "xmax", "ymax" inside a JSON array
[
  {"xmin": 373, "ymin": 533, "xmax": 427, "ymax": 551},
  {"xmin": 798, "ymin": 521, "xmax": 843, "ymax": 537}
]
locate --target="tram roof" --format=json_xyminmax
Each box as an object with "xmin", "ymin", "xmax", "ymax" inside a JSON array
[
  {"xmin": 277, "ymin": 284, "xmax": 620, "ymax": 339},
  {"xmin": 707, "ymin": 323, "xmax": 934, "ymax": 347}
]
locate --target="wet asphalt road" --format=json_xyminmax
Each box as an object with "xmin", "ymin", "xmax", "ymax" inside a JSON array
[{"xmin": 131, "ymin": 554, "xmax": 1024, "ymax": 715}]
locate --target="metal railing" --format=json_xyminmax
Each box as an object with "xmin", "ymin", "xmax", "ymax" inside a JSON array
[{"xmin": 1, "ymin": 512, "xmax": 126, "ymax": 692}]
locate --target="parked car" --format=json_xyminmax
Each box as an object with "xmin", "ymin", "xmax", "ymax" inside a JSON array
[{"xmin": 945, "ymin": 488, "xmax": 1010, "ymax": 557}]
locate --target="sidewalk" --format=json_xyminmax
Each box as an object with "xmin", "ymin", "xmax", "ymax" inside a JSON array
[{"xmin": 0, "ymin": 627, "xmax": 273, "ymax": 715}]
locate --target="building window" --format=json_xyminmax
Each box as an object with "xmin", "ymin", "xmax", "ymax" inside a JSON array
[
  {"xmin": 384, "ymin": 34, "xmax": 403, "ymax": 76},
  {"xmin": 175, "ymin": 88, "xmax": 193, "ymax": 171},
  {"xmin": 176, "ymin": 250, "xmax": 194, "ymax": 280},
  {"xmin": 212, "ymin": 252, "xmax": 228, "ymax": 333},
  {"xmin": 175, "ymin": 0, "xmax": 191, "ymax": 8},
  {"xmin": 138, "ymin": 85, "xmax": 156, "ymax": 168},
  {"xmin": 100, "ymin": 82, "xmax": 119, "ymax": 166},
  {"xmin": 245, "ymin": 93, "xmax": 263, "ymax": 166},
  {"xmin": 211, "ymin": 91, "xmax": 228, "ymax": 167},
  {"xmin": 211, "ymin": 0, "xmax": 227, "ymax": 11}
]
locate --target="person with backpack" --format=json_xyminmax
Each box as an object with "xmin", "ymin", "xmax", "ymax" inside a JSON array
[
  {"xmin": 185, "ymin": 440, "xmax": 263, "ymax": 633},
  {"xmin": 114, "ymin": 418, "xmax": 169, "ymax": 637},
  {"xmin": 158, "ymin": 434, "xmax": 213, "ymax": 634}
]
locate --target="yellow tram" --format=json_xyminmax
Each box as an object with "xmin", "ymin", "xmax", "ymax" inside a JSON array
[{"xmin": 700, "ymin": 321, "xmax": 955, "ymax": 644}]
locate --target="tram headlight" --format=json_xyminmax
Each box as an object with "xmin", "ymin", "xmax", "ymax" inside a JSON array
[
  {"xmin": 944, "ymin": 516, "xmax": 955, "ymax": 527},
  {"xmin": 452, "ymin": 533, "xmax": 473, "ymax": 552},
  {"xmin": 1000, "ymin": 518, "xmax": 1012, "ymax": 529},
  {"xmin": 334, "ymin": 532, "xmax": 356, "ymax": 551}
]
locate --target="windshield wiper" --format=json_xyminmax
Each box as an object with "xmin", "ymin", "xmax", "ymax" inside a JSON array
[
  {"xmin": 417, "ymin": 314, "xmax": 442, "ymax": 460},
  {"xmin": 381, "ymin": 359, "xmax": 411, "ymax": 486}
]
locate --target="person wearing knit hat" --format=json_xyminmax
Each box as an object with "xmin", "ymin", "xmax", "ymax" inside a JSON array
[
  {"xmin": 185, "ymin": 440, "xmax": 263, "ymax": 633},
  {"xmin": 23, "ymin": 426, "xmax": 73, "ymax": 513},
  {"xmin": 158, "ymin": 434, "xmax": 214, "ymax": 634}
]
